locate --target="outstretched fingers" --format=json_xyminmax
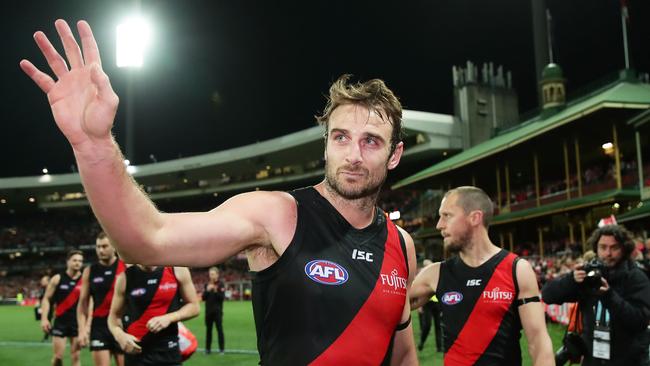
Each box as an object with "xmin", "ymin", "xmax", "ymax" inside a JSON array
[
  {"xmin": 33, "ymin": 31, "xmax": 69, "ymax": 79},
  {"xmin": 77, "ymin": 20, "xmax": 102, "ymax": 67},
  {"xmin": 55, "ymin": 19, "xmax": 84, "ymax": 69},
  {"xmin": 19, "ymin": 59, "xmax": 55, "ymax": 93}
]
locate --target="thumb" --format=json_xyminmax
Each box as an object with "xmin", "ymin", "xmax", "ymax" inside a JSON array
[{"xmin": 90, "ymin": 63, "xmax": 118, "ymax": 105}]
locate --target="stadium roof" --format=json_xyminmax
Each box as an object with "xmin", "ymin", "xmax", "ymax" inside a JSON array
[
  {"xmin": 392, "ymin": 74, "xmax": 650, "ymax": 190},
  {"xmin": 0, "ymin": 109, "xmax": 462, "ymax": 209}
]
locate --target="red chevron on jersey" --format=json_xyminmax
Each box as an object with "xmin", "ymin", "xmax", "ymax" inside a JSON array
[
  {"xmin": 93, "ymin": 260, "xmax": 126, "ymax": 317},
  {"xmin": 126, "ymin": 267, "xmax": 178, "ymax": 339},
  {"xmin": 310, "ymin": 218, "xmax": 407, "ymax": 365},
  {"xmin": 444, "ymin": 253, "xmax": 517, "ymax": 366},
  {"xmin": 56, "ymin": 277, "xmax": 82, "ymax": 317}
]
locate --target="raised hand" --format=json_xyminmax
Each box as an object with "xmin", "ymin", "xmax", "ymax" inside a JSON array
[{"xmin": 20, "ymin": 19, "xmax": 119, "ymax": 149}]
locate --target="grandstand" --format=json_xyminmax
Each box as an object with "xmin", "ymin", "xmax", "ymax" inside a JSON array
[
  {"xmin": 394, "ymin": 66, "xmax": 650, "ymax": 260},
  {"xmin": 0, "ymin": 109, "xmax": 461, "ymax": 211}
]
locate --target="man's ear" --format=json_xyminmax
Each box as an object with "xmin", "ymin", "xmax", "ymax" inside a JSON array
[
  {"xmin": 469, "ymin": 210, "xmax": 484, "ymax": 227},
  {"xmin": 388, "ymin": 141, "xmax": 404, "ymax": 170}
]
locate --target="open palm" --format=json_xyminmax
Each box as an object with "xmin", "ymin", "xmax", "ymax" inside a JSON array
[{"xmin": 20, "ymin": 19, "xmax": 118, "ymax": 148}]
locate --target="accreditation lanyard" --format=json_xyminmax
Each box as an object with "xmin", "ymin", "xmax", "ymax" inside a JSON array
[{"xmin": 593, "ymin": 301, "xmax": 611, "ymax": 360}]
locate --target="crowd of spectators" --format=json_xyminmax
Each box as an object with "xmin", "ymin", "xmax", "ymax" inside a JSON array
[
  {"xmin": 1, "ymin": 210, "xmax": 99, "ymax": 249},
  {"xmin": 492, "ymin": 160, "xmax": 646, "ymax": 213}
]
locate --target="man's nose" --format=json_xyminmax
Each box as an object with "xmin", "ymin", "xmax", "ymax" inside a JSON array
[{"xmin": 345, "ymin": 141, "xmax": 363, "ymax": 164}]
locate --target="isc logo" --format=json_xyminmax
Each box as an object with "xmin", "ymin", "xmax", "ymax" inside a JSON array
[
  {"xmin": 466, "ymin": 279, "xmax": 482, "ymax": 286},
  {"xmin": 304, "ymin": 260, "xmax": 349, "ymax": 286},
  {"xmin": 352, "ymin": 249, "xmax": 373, "ymax": 262},
  {"xmin": 441, "ymin": 291, "xmax": 463, "ymax": 305}
]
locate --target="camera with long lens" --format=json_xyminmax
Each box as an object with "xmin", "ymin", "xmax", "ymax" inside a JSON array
[
  {"xmin": 582, "ymin": 258, "xmax": 607, "ymax": 290},
  {"xmin": 555, "ymin": 332, "xmax": 587, "ymax": 365}
]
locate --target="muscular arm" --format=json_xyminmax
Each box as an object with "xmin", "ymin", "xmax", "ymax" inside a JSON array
[
  {"xmin": 146, "ymin": 267, "xmax": 200, "ymax": 334},
  {"xmin": 21, "ymin": 20, "xmax": 296, "ymax": 268},
  {"xmin": 108, "ymin": 273, "xmax": 141, "ymax": 354},
  {"xmin": 40, "ymin": 274, "xmax": 59, "ymax": 333},
  {"xmin": 390, "ymin": 229, "xmax": 418, "ymax": 366},
  {"xmin": 516, "ymin": 259, "xmax": 554, "ymax": 366},
  {"xmin": 409, "ymin": 262, "xmax": 440, "ymax": 311},
  {"xmin": 76, "ymin": 267, "xmax": 91, "ymax": 346}
]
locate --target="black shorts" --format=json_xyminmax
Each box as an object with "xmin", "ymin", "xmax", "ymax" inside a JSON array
[
  {"xmin": 51, "ymin": 318, "xmax": 78, "ymax": 338},
  {"xmin": 124, "ymin": 345, "xmax": 180, "ymax": 366},
  {"xmin": 90, "ymin": 317, "xmax": 121, "ymax": 352}
]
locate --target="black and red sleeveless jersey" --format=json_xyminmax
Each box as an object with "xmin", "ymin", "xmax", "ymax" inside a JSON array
[
  {"xmin": 252, "ymin": 187, "xmax": 409, "ymax": 365},
  {"xmin": 53, "ymin": 271, "xmax": 82, "ymax": 324},
  {"xmin": 89, "ymin": 258, "xmax": 125, "ymax": 318},
  {"xmin": 123, "ymin": 266, "xmax": 181, "ymax": 350},
  {"xmin": 438, "ymin": 249, "xmax": 522, "ymax": 366}
]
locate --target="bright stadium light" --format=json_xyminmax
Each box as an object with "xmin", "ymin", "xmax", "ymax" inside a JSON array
[
  {"xmin": 116, "ymin": 17, "xmax": 152, "ymax": 68},
  {"xmin": 117, "ymin": 16, "xmax": 153, "ymax": 163}
]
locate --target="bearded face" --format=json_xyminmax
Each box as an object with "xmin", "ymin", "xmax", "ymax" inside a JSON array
[
  {"xmin": 437, "ymin": 193, "xmax": 473, "ymax": 252},
  {"xmin": 322, "ymin": 104, "xmax": 401, "ymax": 201},
  {"xmin": 324, "ymin": 158, "xmax": 388, "ymax": 200}
]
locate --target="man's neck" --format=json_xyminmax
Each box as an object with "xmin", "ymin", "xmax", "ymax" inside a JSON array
[
  {"xmin": 66, "ymin": 268, "xmax": 80, "ymax": 278},
  {"xmin": 99, "ymin": 256, "xmax": 117, "ymax": 267},
  {"xmin": 315, "ymin": 182, "xmax": 377, "ymax": 229},
  {"xmin": 459, "ymin": 233, "xmax": 501, "ymax": 268}
]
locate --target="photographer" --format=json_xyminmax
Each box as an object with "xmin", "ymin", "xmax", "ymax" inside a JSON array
[{"xmin": 542, "ymin": 225, "xmax": 650, "ymax": 365}]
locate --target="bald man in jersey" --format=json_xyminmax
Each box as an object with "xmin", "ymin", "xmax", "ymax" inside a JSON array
[
  {"xmin": 22, "ymin": 19, "xmax": 418, "ymax": 365},
  {"xmin": 410, "ymin": 186, "xmax": 554, "ymax": 365}
]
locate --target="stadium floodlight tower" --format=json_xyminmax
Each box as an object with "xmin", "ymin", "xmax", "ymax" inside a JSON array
[{"xmin": 116, "ymin": 16, "xmax": 152, "ymax": 165}]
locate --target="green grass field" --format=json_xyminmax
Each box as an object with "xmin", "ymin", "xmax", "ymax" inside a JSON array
[{"xmin": 0, "ymin": 302, "xmax": 565, "ymax": 365}]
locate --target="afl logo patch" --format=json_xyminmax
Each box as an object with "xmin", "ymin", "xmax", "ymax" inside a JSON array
[
  {"xmin": 441, "ymin": 291, "xmax": 463, "ymax": 305},
  {"xmin": 130, "ymin": 288, "xmax": 146, "ymax": 297},
  {"xmin": 304, "ymin": 260, "xmax": 349, "ymax": 285}
]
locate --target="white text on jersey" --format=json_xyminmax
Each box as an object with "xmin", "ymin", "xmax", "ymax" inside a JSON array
[{"xmin": 352, "ymin": 249, "xmax": 374, "ymax": 262}]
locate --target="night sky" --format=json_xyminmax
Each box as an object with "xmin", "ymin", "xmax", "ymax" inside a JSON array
[{"xmin": 2, "ymin": 0, "xmax": 648, "ymax": 177}]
